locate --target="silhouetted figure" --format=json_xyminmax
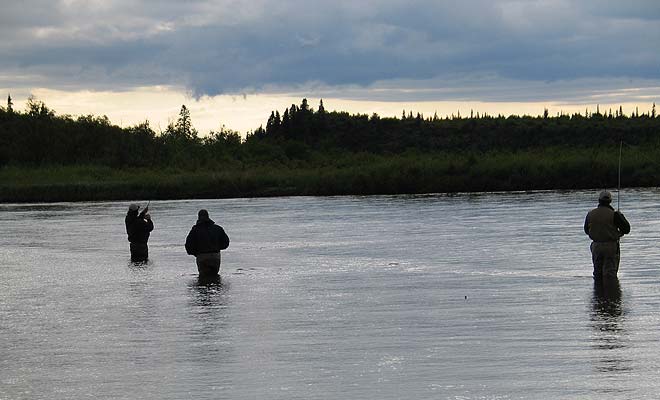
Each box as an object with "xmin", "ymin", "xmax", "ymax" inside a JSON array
[
  {"xmin": 185, "ymin": 209, "xmax": 230, "ymax": 277},
  {"xmin": 125, "ymin": 203, "xmax": 154, "ymax": 262},
  {"xmin": 584, "ymin": 191, "xmax": 630, "ymax": 282}
]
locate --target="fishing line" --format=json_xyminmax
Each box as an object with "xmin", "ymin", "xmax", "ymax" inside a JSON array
[
  {"xmin": 615, "ymin": 140, "xmax": 660, "ymax": 211},
  {"xmin": 618, "ymin": 141, "xmax": 622, "ymax": 211}
]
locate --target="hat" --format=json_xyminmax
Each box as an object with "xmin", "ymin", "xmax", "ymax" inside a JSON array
[
  {"xmin": 198, "ymin": 209, "xmax": 209, "ymax": 219},
  {"xmin": 598, "ymin": 191, "xmax": 612, "ymax": 203},
  {"xmin": 128, "ymin": 203, "xmax": 139, "ymax": 211}
]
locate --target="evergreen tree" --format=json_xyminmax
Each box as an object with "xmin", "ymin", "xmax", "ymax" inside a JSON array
[
  {"xmin": 7, "ymin": 94, "xmax": 13, "ymax": 113},
  {"xmin": 266, "ymin": 111, "xmax": 277, "ymax": 135},
  {"xmin": 174, "ymin": 104, "xmax": 197, "ymax": 140},
  {"xmin": 315, "ymin": 101, "xmax": 327, "ymax": 137},
  {"xmin": 281, "ymin": 108, "xmax": 290, "ymax": 135},
  {"xmin": 266, "ymin": 110, "xmax": 282, "ymax": 137},
  {"xmin": 176, "ymin": 105, "xmax": 191, "ymax": 137}
]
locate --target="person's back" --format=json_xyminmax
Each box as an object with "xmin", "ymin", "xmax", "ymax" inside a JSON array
[
  {"xmin": 585, "ymin": 206, "xmax": 626, "ymax": 242},
  {"xmin": 584, "ymin": 191, "xmax": 630, "ymax": 281},
  {"xmin": 185, "ymin": 220, "xmax": 229, "ymax": 255},
  {"xmin": 185, "ymin": 209, "xmax": 229, "ymax": 276}
]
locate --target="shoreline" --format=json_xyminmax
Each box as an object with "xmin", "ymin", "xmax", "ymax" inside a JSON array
[
  {"xmin": 0, "ymin": 187, "xmax": 649, "ymax": 206},
  {"xmin": 0, "ymin": 174, "xmax": 652, "ymax": 204}
]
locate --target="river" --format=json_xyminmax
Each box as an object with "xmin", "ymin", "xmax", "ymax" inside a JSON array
[{"xmin": 2, "ymin": 190, "xmax": 660, "ymax": 399}]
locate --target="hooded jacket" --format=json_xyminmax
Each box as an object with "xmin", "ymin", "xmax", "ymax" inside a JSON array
[
  {"xmin": 125, "ymin": 209, "xmax": 154, "ymax": 244},
  {"xmin": 185, "ymin": 217, "xmax": 230, "ymax": 256}
]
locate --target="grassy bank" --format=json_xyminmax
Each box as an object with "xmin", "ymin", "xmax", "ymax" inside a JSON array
[{"xmin": 1, "ymin": 147, "xmax": 659, "ymax": 203}]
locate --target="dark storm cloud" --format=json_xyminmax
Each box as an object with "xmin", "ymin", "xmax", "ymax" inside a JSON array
[{"xmin": 2, "ymin": 0, "xmax": 659, "ymax": 101}]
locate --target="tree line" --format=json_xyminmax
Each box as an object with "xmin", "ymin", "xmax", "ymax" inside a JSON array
[
  {"xmin": 1, "ymin": 94, "xmax": 659, "ymax": 169},
  {"xmin": 0, "ymin": 96, "xmax": 242, "ymax": 168},
  {"xmin": 252, "ymin": 99, "xmax": 660, "ymax": 154}
]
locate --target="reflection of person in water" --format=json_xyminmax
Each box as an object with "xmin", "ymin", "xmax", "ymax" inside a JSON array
[
  {"xmin": 590, "ymin": 279, "xmax": 630, "ymax": 374},
  {"xmin": 592, "ymin": 280, "xmax": 622, "ymax": 322}
]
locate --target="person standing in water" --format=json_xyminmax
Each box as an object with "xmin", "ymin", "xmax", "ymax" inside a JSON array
[
  {"xmin": 584, "ymin": 191, "xmax": 631, "ymax": 281},
  {"xmin": 185, "ymin": 209, "xmax": 230, "ymax": 277},
  {"xmin": 125, "ymin": 203, "xmax": 154, "ymax": 262}
]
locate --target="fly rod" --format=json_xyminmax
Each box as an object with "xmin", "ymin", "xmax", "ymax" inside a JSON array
[{"xmin": 617, "ymin": 140, "xmax": 622, "ymax": 211}]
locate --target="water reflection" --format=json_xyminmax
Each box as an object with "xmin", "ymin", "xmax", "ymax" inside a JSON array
[
  {"xmin": 196, "ymin": 274, "xmax": 222, "ymax": 287},
  {"xmin": 128, "ymin": 259, "xmax": 152, "ymax": 269},
  {"xmin": 187, "ymin": 275, "xmax": 229, "ymax": 316},
  {"xmin": 186, "ymin": 277, "xmax": 231, "ymax": 363},
  {"xmin": 189, "ymin": 275, "xmax": 227, "ymax": 316},
  {"xmin": 590, "ymin": 279, "xmax": 632, "ymax": 373},
  {"xmin": 593, "ymin": 280, "xmax": 623, "ymax": 322}
]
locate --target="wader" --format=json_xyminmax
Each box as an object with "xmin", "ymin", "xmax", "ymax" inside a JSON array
[
  {"xmin": 590, "ymin": 241, "xmax": 619, "ymax": 280},
  {"xmin": 130, "ymin": 242, "xmax": 149, "ymax": 262},
  {"xmin": 196, "ymin": 252, "xmax": 221, "ymax": 276}
]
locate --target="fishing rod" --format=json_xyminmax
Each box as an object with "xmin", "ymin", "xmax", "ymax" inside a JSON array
[
  {"xmin": 617, "ymin": 140, "xmax": 622, "ymax": 211},
  {"xmin": 139, "ymin": 200, "xmax": 151, "ymax": 219}
]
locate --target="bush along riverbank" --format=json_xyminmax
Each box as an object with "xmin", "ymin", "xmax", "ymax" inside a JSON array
[
  {"xmin": 2, "ymin": 98, "xmax": 659, "ymax": 202},
  {"xmin": 1, "ymin": 145, "xmax": 658, "ymax": 203}
]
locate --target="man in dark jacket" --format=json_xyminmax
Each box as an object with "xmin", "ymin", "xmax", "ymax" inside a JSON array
[
  {"xmin": 185, "ymin": 209, "xmax": 230, "ymax": 276},
  {"xmin": 584, "ymin": 191, "xmax": 631, "ymax": 281},
  {"xmin": 125, "ymin": 203, "xmax": 154, "ymax": 262}
]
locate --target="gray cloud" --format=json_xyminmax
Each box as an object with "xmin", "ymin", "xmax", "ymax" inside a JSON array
[{"xmin": 1, "ymin": 0, "xmax": 659, "ymax": 102}]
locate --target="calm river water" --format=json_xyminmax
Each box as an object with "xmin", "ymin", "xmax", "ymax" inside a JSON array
[{"xmin": 2, "ymin": 190, "xmax": 660, "ymax": 399}]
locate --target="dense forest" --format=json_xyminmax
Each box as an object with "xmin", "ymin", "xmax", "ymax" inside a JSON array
[{"xmin": 1, "ymin": 94, "xmax": 659, "ymax": 202}]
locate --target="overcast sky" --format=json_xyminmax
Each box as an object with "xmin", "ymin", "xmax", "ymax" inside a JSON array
[{"xmin": 1, "ymin": 0, "xmax": 659, "ymax": 133}]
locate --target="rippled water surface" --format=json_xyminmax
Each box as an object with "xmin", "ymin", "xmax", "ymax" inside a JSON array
[{"xmin": 3, "ymin": 190, "xmax": 660, "ymax": 399}]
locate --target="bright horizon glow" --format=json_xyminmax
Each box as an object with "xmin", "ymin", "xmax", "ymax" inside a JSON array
[{"xmin": 3, "ymin": 87, "xmax": 656, "ymax": 138}]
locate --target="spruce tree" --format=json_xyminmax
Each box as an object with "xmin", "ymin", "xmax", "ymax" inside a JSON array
[{"xmin": 174, "ymin": 104, "xmax": 197, "ymax": 139}]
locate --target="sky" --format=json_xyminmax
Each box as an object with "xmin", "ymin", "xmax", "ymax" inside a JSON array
[{"xmin": 1, "ymin": 0, "xmax": 659, "ymax": 135}]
